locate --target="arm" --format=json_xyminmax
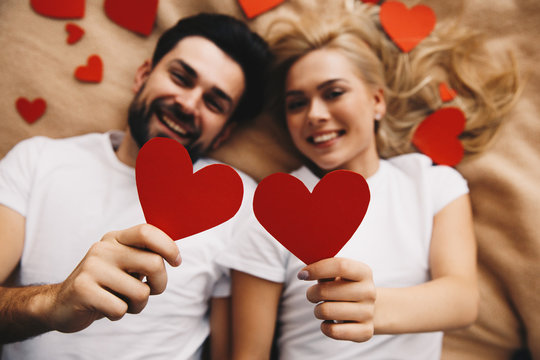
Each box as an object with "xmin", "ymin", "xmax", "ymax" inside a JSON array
[
  {"xmin": 231, "ymin": 270, "xmax": 282, "ymax": 360},
  {"xmin": 301, "ymin": 194, "xmax": 478, "ymax": 340},
  {"xmin": 374, "ymin": 194, "xmax": 478, "ymax": 333},
  {"xmin": 209, "ymin": 297, "xmax": 231, "ymax": 360},
  {"xmin": 0, "ymin": 206, "xmax": 181, "ymax": 344}
]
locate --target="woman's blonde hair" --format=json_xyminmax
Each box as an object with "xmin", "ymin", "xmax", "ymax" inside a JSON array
[{"xmin": 264, "ymin": 2, "xmax": 521, "ymax": 159}]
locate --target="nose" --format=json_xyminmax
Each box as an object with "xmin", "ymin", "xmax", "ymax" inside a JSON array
[
  {"xmin": 307, "ymin": 98, "xmax": 329, "ymax": 126},
  {"xmin": 175, "ymin": 87, "xmax": 203, "ymax": 116}
]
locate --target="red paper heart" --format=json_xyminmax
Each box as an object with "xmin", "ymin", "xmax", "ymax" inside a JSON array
[
  {"xmin": 238, "ymin": 0, "xmax": 286, "ymax": 19},
  {"xmin": 15, "ymin": 97, "xmax": 47, "ymax": 124},
  {"xmin": 438, "ymin": 82, "xmax": 457, "ymax": 102},
  {"xmin": 379, "ymin": 1, "xmax": 436, "ymax": 53},
  {"xmin": 361, "ymin": 0, "xmax": 380, "ymax": 4},
  {"xmin": 135, "ymin": 137, "xmax": 244, "ymax": 240},
  {"xmin": 104, "ymin": 0, "xmax": 158, "ymax": 36},
  {"xmin": 254, "ymin": 170, "xmax": 370, "ymax": 265},
  {"xmin": 74, "ymin": 55, "xmax": 103, "ymax": 83},
  {"xmin": 31, "ymin": 0, "xmax": 85, "ymax": 19},
  {"xmin": 412, "ymin": 107, "xmax": 466, "ymax": 166},
  {"xmin": 66, "ymin": 23, "xmax": 85, "ymax": 45}
]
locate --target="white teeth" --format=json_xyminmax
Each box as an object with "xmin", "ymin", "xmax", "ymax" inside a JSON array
[
  {"xmin": 313, "ymin": 132, "xmax": 338, "ymax": 144},
  {"xmin": 162, "ymin": 114, "xmax": 187, "ymax": 135}
]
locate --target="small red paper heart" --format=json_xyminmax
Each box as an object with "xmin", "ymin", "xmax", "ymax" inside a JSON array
[
  {"xmin": 379, "ymin": 1, "xmax": 436, "ymax": 53},
  {"xmin": 31, "ymin": 0, "xmax": 85, "ymax": 19},
  {"xmin": 254, "ymin": 170, "xmax": 370, "ymax": 265},
  {"xmin": 16, "ymin": 97, "xmax": 47, "ymax": 124},
  {"xmin": 135, "ymin": 137, "xmax": 244, "ymax": 240},
  {"xmin": 238, "ymin": 0, "xmax": 286, "ymax": 19},
  {"xmin": 104, "ymin": 0, "xmax": 158, "ymax": 36},
  {"xmin": 361, "ymin": 0, "xmax": 380, "ymax": 4},
  {"xmin": 438, "ymin": 82, "xmax": 457, "ymax": 102},
  {"xmin": 74, "ymin": 55, "xmax": 103, "ymax": 83},
  {"xmin": 66, "ymin": 23, "xmax": 85, "ymax": 45},
  {"xmin": 412, "ymin": 107, "xmax": 466, "ymax": 166}
]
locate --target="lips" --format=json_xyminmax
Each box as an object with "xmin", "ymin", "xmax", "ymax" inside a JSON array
[
  {"xmin": 308, "ymin": 130, "xmax": 345, "ymax": 145},
  {"xmin": 156, "ymin": 106, "xmax": 196, "ymax": 140}
]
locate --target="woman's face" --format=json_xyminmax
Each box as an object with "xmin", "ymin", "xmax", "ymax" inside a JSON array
[{"xmin": 284, "ymin": 48, "xmax": 385, "ymax": 175}]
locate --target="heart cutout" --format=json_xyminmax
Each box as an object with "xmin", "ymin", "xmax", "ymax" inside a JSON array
[
  {"xmin": 238, "ymin": 0, "xmax": 286, "ymax": 19},
  {"xmin": 74, "ymin": 55, "xmax": 103, "ymax": 83},
  {"xmin": 104, "ymin": 0, "xmax": 158, "ymax": 36},
  {"xmin": 439, "ymin": 82, "xmax": 457, "ymax": 102},
  {"xmin": 31, "ymin": 0, "xmax": 85, "ymax": 19},
  {"xmin": 16, "ymin": 97, "xmax": 47, "ymax": 124},
  {"xmin": 254, "ymin": 170, "xmax": 370, "ymax": 265},
  {"xmin": 412, "ymin": 107, "xmax": 466, "ymax": 166},
  {"xmin": 135, "ymin": 137, "xmax": 244, "ymax": 240},
  {"xmin": 379, "ymin": 1, "xmax": 436, "ymax": 53},
  {"xmin": 66, "ymin": 23, "xmax": 85, "ymax": 45}
]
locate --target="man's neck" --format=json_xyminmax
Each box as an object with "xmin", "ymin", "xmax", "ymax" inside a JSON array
[{"xmin": 115, "ymin": 128, "xmax": 139, "ymax": 168}]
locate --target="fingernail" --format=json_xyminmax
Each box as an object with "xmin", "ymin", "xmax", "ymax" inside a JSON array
[
  {"xmin": 297, "ymin": 270, "xmax": 309, "ymax": 280},
  {"xmin": 175, "ymin": 253, "xmax": 182, "ymax": 266}
]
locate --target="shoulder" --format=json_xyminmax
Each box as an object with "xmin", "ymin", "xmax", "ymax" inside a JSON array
[
  {"xmin": 383, "ymin": 153, "xmax": 468, "ymax": 213},
  {"xmin": 8, "ymin": 133, "xmax": 108, "ymax": 155},
  {"xmin": 385, "ymin": 153, "xmax": 466, "ymax": 186}
]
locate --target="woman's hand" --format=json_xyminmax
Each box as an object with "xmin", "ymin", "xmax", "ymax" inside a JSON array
[{"xmin": 298, "ymin": 257, "xmax": 376, "ymax": 342}]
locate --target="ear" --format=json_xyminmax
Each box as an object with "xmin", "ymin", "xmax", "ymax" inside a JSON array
[
  {"xmin": 133, "ymin": 60, "xmax": 152, "ymax": 93},
  {"xmin": 373, "ymin": 87, "xmax": 386, "ymax": 120},
  {"xmin": 211, "ymin": 122, "xmax": 236, "ymax": 150}
]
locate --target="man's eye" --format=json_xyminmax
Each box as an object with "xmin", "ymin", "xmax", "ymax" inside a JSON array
[
  {"xmin": 172, "ymin": 72, "xmax": 190, "ymax": 86},
  {"xmin": 204, "ymin": 96, "xmax": 225, "ymax": 114}
]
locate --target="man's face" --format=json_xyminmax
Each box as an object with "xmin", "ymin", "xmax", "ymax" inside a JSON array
[{"xmin": 128, "ymin": 36, "xmax": 245, "ymax": 161}]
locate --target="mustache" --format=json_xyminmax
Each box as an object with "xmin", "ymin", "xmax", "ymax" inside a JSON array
[{"xmin": 151, "ymin": 99, "xmax": 201, "ymax": 139}]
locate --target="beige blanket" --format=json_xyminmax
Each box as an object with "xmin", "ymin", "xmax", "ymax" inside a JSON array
[{"xmin": 1, "ymin": 0, "xmax": 538, "ymax": 358}]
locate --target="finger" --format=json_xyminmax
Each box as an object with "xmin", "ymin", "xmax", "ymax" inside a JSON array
[
  {"xmin": 306, "ymin": 278, "xmax": 375, "ymax": 303},
  {"xmin": 320, "ymin": 320, "xmax": 374, "ymax": 343},
  {"xmin": 106, "ymin": 224, "xmax": 181, "ymax": 267},
  {"xmin": 97, "ymin": 266, "xmax": 152, "ymax": 314},
  {"xmin": 101, "ymin": 243, "xmax": 169, "ymax": 296},
  {"xmin": 70, "ymin": 272, "xmax": 129, "ymax": 322},
  {"xmin": 298, "ymin": 257, "xmax": 372, "ymax": 282},
  {"xmin": 313, "ymin": 301, "xmax": 374, "ymax": 323}
]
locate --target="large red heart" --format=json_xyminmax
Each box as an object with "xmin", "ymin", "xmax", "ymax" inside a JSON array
[
  {"xmin": 104, "ymin": 0, "xmax": 158, "ymax": 36},
  {"xmin": 254, "ymin": 170, "xmax": 370, "ymax": 265},
  {"xmin": 31, "ymin": 0, "xmax": 85, "ymax": 19},
  {"xmin": 412, "ymin": 107, "xmax": 466, "ymax": 166},
  {"xmin": 15, "ymin": 97, "xmax": 46, "ymax": 124},
  {"xmin": 135, "ymin": 137, "xmax": 244, "ymax": 240},
  {"xmin": 74, "ymin": 55, "xmax": 103, "ymax": 83},
  {"xmin": 66, "ymin": 23, "xmax": 85, "ymax": 45},
  {"xmin": 238, "ymin": 0, "xmax": 286, "ymax": 19},
  {"xmin": 379, "ymin": 1, "xmax": 436, "ymax": 53}
]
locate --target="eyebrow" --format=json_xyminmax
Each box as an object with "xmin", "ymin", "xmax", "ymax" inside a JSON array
[
  {"xmin": 171, "ymin": 59, "xmax": 234, "ymax": 107},
  {"xmin": 285, "ymin": 78, "xmax": 346, "ymax": 98}
]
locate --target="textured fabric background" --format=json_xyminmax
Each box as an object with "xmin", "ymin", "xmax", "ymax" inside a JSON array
[{"xmin": 1, "ymin": 1, "xmax": 538, "ymax": 358}]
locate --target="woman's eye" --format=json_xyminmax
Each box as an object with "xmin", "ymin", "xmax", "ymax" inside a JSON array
[
  {"xmin": 325, "ymin": 88, "xmax": 344, "ymax": 99},
  {"xmin": 286, "ymin": 99, "xmax": 307, "ymax": 112}
]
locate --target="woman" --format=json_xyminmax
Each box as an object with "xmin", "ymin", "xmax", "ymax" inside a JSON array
[{"xmin": 218, "ymin": 3, "xmax": 520, "ymax": 359}]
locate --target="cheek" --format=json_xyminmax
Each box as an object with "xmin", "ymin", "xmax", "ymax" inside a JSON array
[{"xmin": 286, "ymin": 118, "xmax": 304, "ymax": 145}]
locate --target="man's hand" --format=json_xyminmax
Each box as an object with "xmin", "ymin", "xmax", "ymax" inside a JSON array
[
  {"xmin": 0, "ymin": 223, "xmax": 181, "ymax": 343},
  {"xmin": 298, "ymin": 257, "xmax": 376, "ymax": 343}
]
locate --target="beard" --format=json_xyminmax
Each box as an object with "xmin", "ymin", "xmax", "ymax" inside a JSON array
[{"xmin": 127, "ymin": 88, "xmax": 206, "ymax": 163}]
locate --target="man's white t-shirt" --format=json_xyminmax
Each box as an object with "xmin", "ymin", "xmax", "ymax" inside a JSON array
[
  {"xmin": 0, "ymin": 132, "xmax": 255, "ymax": 360},
  {"xmin": 218, "ymin": 154, "xmax": 469, "ymax": 360}
]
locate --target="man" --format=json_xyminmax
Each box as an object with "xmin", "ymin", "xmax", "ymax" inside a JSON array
[{"xmin": 0, "ymin": 13, "xmax": 271, "ymax": 359}]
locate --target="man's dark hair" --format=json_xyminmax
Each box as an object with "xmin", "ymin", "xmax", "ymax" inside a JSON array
[{"xmin": 152, "ymin": 13, "xmax": 272, "ymax": 124}]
